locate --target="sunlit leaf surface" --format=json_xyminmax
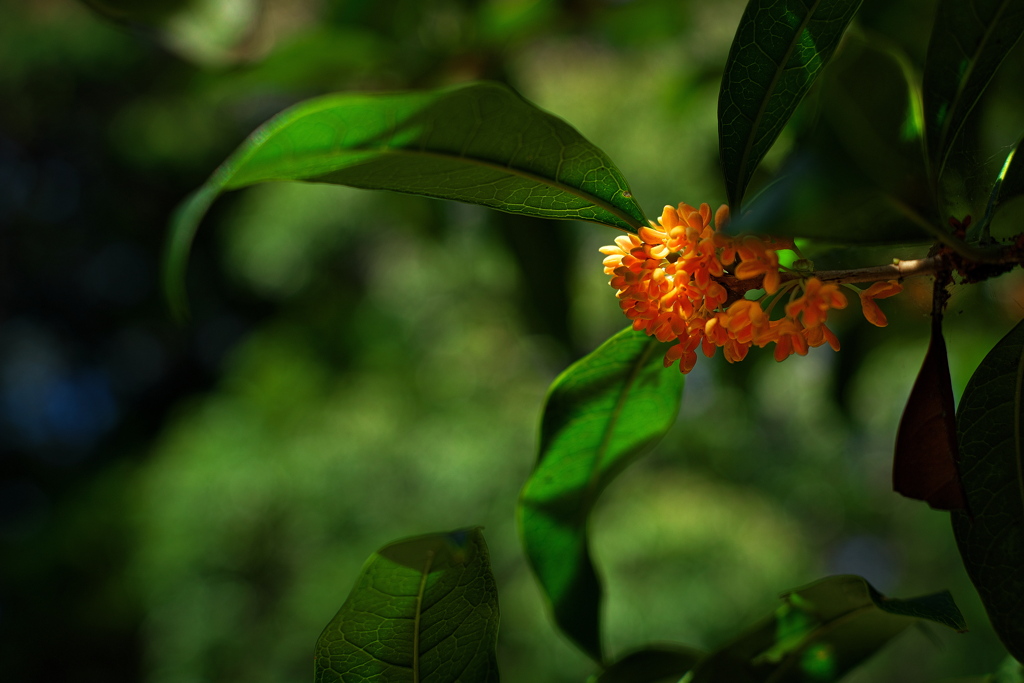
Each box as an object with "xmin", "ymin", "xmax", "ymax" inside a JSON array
[
  {"xmin": 164, "ymin": 81, "xmax": 646, "ymax": 316},
  {"xmin": 518, "ymin": 327, "xmax": 683, "ymax": 662},
  {"xmin": 923, "ymin": 0, "xmax": 1024, "ymax": 185},
  {"xmin": 690, "ymin": 575, "xmax": 965, "ymax": 683},
  {"xmin": 992, "ymin": 134, "xmax": 1024, "ymax": 213},
  {"xmin": 718, "ymin": 0, "xmax": 863, "ymax": 210},
  {"xmin": 314, "ymin": 528, "xmax": 499, "ymax": 683},
  {"xmin": 975, "ymin": 134, "xmax": 1024, "ymax": 240},
  {"xmin": 953, "ymin": 319, "xmax": 1024, "ymax": 662}
]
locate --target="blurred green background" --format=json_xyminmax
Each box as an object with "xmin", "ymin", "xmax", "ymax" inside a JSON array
[{"xmin": 3, "ymin": 1, "xmax": 1024, "ymax": 682}]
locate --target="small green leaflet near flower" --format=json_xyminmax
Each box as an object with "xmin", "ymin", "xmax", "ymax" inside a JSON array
[
  {"xmin": 314, "ymin": 528, "xmax": 499, "ymax": 683},
  {"xmin": 164, "ymin": 81, "xmax": 647, "ymax": 317},
  {"xmin": 518, "ymin": 327, "xmax": 683, "ymax": 663},
  {"xmin": 953, "ymin": 319, "xmax": 1024, "ymax": 662}
]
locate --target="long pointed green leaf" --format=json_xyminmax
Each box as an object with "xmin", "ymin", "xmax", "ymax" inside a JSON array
[
  {"xmin": 923, "ymin": 0, "xmax": 1024, "ymax": 186},
  {"xmin": 690, "ymin": 575, "xmax": 965, "ymax": 683},
  {"xmin": 518, "ymin": 327, "xmax": 683, "ymax": 662},
  {"xmin": 164, "ymin": 81, "xmax": 646, "ymax": 317},
  {"xmin": 314, "ymin": 528, "xmax": 499, "ymax": 683},
  {"xmin": 952, "ymin": 319, "xmax": 1024, "ymax": 662},
  {"xmin": 718, "ymin": 0, "xmax": 863, "ymax": 211}
]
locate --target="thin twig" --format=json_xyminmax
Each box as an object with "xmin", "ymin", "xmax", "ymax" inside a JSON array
[{"xmin": 796, "ymin": 257, "xmax": 944, "ymax": 286}]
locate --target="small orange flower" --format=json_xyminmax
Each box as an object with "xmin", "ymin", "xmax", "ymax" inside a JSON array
[
  {"xmin": 859, "ymin": 280, "xmax": 903, "ymax": 327},
  {"xmin": 772, "ymin": 319, "xmax": 810, "ymax": 361},
  {"xmin": 803, "ymin": 323, "xmax": 841, "ymax": 351},
  {"xmin": 785, "ymin": 277, "xmax": 848, "ymax": 328},
  {"xmin": 723, "ymin": 299, "xmax": 769, "ymax": 345},
  {"xmin": 734, "ymin": 237, "xmax": 782, "ymax": 294},
  {"xmin": 598, "ymin": 200, "xmax": 889, "ymax": 373}
]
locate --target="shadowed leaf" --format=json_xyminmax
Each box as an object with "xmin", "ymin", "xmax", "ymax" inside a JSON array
[
  {"xmin": 596, "ymin": 645, "xmax": 704, "ymax": 683},
  {"xmin": 941, "ymin": 655, "xmax": 1024, "ymax": 682},
  {"xmin": 164, "ymin": 81, "xmax": 646, "ymax": 317},
  {"xmin": 718, "ymin": 0, "xmax": 863, "ymax": 211},
  {"xmin": 923, "ymin": 0, "xmax": 1024, "ymax": 186},
  {"xmin": 818, "ymin": 37, "xmax": 930, "ymax": 208},
  {"xmin": 726, "ymin": 39, "xmax": 936, "ymax": 243},
  {"xmin": 518, "ymin": 327, "xmax": 683, "ymax": 662},
  {"xmin": 314, "ymin": 528, "xmax": 499, "ymax": 683},
  {"xmin": 952, "ymin": 319, "xmax": 1024, "ymax": 662},
  {"xmin": 726, "ymin": 155, "xmax": 933, "ymax": 243},
  {"xmin": 690, "ymin": 575, "xmax": 965, "ymax": 683},
  {"xmin": 893, "ymin": 316, "xmax": 968, "ymax": 510}
]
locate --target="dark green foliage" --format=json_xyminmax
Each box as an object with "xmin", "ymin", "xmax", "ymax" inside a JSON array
[
  {"xmin": 314, "ymin": 529, "xmax": 499, "ymax": 683},
  {"xmin": 595, "ymin": 645, "xmax": 703, "ymax": 683},
  {"xmin": 718, "ymin": 0, "xmax": 863, "ymax": 211},
  {"xmin": 922, "ymin": 0, "xmax": 1024, "ymax": 191},
  {"xmin": 953, "ymin": 320, "xmax": 1024, "ymax": 662},
  {"xmin": 690, "ymin": 576, "xmax": 966, "ymax": 683}
]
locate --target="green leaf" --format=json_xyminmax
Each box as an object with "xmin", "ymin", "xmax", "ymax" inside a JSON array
[
  {"xmin": 314, "ymin": 528, "xmax": 499, "ymax": 683},
  {"xmin": 941, "ymin": 656, "xmax": 1024, "ymax": 682},
  {"xmin": 164, "ymin": 81, "xmax": 646, "ymax": 317},
  {"xmin": 689, "ymin": 575, "xmax": 965, "ymax": 683},
  {"xmin": 596, "ymin": 645, "xmax": 704, "ymax": 683},
  {"xmin": 952, "ymin": 319, "xmax": 1024, "ymax": 662},
  {"xmin": 990, "ymin": 657, "xmax": 1024, "ymax": 683},
  {"xmin": 727, "ymin": 162, "xmax": 934, "ymax": 243},
  {"xmin": 718, "ymin": 0, "xmax": 863, "ymax": 211},
  {"xmin": 923, "ymin": 0, "xmax": 1024, "ymax": 187},
  {"xmin": 518, "ymin": 327, "xmax": 684, "ymax": 662},
  {"xmin": 973, "ymin": 131, "xmax": 1024, "ymax": 241},
  {"xmin": 817, "ymin": 35, "xmax": 930, "ymax": 211},
  {"xmin": 997, "ymin": 133, "xmax": 1024, "ymax": 209}
]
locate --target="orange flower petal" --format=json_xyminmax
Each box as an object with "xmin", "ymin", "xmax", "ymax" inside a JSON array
[
  {"xmin": 714, "ymin": 204, "xmax": 730, "ymax": 231},
  {"xmin": 862, "ymin": 280, "xmax": 903, "ymax": 300},
  {"xmin": 860, "ymin": 295, "xmax": 888, "ymax": 327}
]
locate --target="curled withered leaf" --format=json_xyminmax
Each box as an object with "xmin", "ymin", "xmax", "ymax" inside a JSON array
[{"xmin": 892, "ymin": 279, "xmax": 968, "ymax": 511}]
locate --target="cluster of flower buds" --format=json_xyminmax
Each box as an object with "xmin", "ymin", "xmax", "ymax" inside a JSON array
[{"xmin": 600, "ymin": 202, "xmax": 902, "ymax": 373}]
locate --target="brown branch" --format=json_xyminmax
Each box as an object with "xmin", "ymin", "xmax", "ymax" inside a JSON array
[
  {"xmin": 720, "ymin": 256, "xmax": 945, "ymax": 301},
  {"xmin": 789, "ymin": 256, "xmax": 944, "ymax": 286}
]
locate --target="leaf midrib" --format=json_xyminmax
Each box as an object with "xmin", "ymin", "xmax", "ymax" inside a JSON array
[
  {"xmin": 412, "ymin": 550, "xmax": 436, "ymax": 683},
  {"xmin": 221, "ymin": 139, "xmax": 644, "ymax": 231},
  {"xmin": 581, "ymin": 337, "xmax": 661, "ymax": 517}
]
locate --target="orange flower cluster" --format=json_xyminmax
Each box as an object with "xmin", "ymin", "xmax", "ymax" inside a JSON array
[{"xmin": 600, "ymin": 202, "xmax": 902, "ymax": 373}]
